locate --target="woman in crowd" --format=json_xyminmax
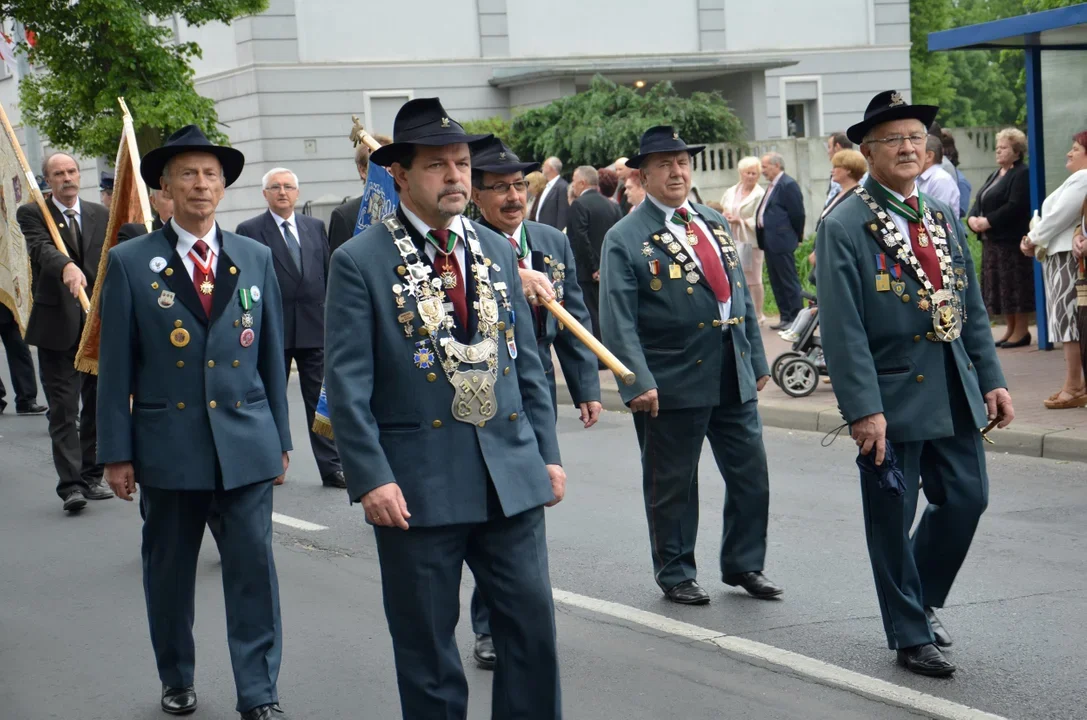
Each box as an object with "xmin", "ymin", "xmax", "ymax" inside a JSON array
[
  {"xmin": 968, "ymin": 127, "xmax": 1033, "ymax": 349},
  {"xmin": 1021, "ymin": 131, "xmax": 1087, "ymax": 409},
  {"xmin": 598, "ymin": 167, "xmax": 619, "ymax": 202},
  {"xmin": 720, "ymin": 156, "xmax": 767, "ymax": 324}
]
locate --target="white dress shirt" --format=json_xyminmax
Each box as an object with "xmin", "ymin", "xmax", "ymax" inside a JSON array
[
  {"xmin": 172, "ymin": 218, "xmax": 220, "ymax": 279},
  {"xmin": 504, "ymin": 221, "xmax": 529, "ymax": 268},
  {"xmin": 52, "ymin": 196, "xmax": 82, "ymax": 232},
  {"xmin": 757, "ymin": 174, "xmax": 780, "ymax": 227},
  {"xmin": 917, "ymin": 165, "xmax": 961, "ymax": 215},
  {"xmin": 401, "ymin": 204, "xmax": 469, "ymax": 284},
  {"xmin": 534, "ymin": 175, "xmax": 561, "ymax": 221},
  {"xmin": 647, "ymin": 194, "xmax": 733, "ymax": 322}
]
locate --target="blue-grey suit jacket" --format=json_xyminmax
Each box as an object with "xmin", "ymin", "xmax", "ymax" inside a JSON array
[
  {"xmin": 324, "ymin": 215, "xmax": 561, "ymax": 527},
  {"xmin": 96, "ymin": 223, "xmax": 293, "ymax": 490}
]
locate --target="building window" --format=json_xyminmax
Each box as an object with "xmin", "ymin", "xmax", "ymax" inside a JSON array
[{"xmin": 786, "ymin": 103, "xmax": 807, "ymax": 138}]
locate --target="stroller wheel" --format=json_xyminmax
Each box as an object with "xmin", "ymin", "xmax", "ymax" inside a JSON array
[
  {"xmin": 771, "ymin": 351, "xmax": 803, "ymax": 386},
  {"xmin": 780, "ymin": 357, "xmax": 819, "ymax": 398}
]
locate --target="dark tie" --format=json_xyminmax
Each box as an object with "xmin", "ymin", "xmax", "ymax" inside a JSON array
[
  {"xmin": 282, "ymin": 221, "xmax": 302, "ymax": 273},
  {"xmin": 429, "ymin": 228, "xmax": 467, "ymax": 328},
  {"xmin": 507, "ymin": 236, "xmax": 528, "ymax": 270},
  {"xmin": 674, "ymin": 208, "xmax": 731, "ymax": 303},
  {"xmin": 63, "ymin": 208, "xmax": 82, "ymax": 258},
  {"xmin": 190, "ymin": 239, "xmax": 215, "ymax": 317},
  {"xmin": 903, "ymin": 197, "xmax": 943, "ymax": 291}
]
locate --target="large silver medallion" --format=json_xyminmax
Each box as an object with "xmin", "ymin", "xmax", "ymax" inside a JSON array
[
  {"xmin": 931, "ymin": 289, "xmax": 962, "ymax": 342},
  {"xmin": 418, "ymin": 296, "xmax": 446, "ymax": 328},
  {"xmin": 452, "ymin": 369, "xmax": 497, "ymax": 425}
]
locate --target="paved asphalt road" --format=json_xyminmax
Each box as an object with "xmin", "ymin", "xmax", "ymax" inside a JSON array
[{"xmin": 2, "ymin": 375, "xmax": 1085, "ymax": 719}]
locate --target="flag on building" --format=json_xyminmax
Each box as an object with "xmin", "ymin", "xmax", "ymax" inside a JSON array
[
  {"xmin": 0, "ymin": 104, "xmax": 31, "ymax": 333},
  {"xmin": 75, "ymin": 101, "xmax": 151, "ymax": 374}
]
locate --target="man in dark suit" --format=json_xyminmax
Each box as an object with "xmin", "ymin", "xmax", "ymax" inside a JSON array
[
  {"xmin": 17, "ymin": 152, "xmax": 114, "ymax": 512},
  {"xmin": 566, "ymin": 166, "xmax": 623, "ymax": 345},
  {"xmin": 532, "ymin": 156, "xmax": 570, "ymax": 231},
  {"xmin": 0, "ymin": 304, "xmax": 46, "ymax": 415},
  {"xmin": 98, "ymin": 126, "xmax": 294, "ymax": 719},
  {"xmin": 755, "ymin": 152, "xmax": 805, "ymax": 329},
  {"xmin": 236, "ymin": 167, "xmax": 344, "ymax": 488},
  {"xmin": 116, "ymin": 189, "xmax": 172, "ymax": 243},
  {"xmin": 328, "ymin": 133, "xmax": 393, "ymax": 251}
]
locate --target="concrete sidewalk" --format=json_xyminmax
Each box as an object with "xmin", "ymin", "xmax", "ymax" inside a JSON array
[{"xmin": 556, "ymin": 321, "xmax": 1087, "ymax": 463}]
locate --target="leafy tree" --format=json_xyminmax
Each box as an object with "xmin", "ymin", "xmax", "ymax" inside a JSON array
[
  {"xmin": 910, "ymin": 0, "xmax": 957, "ymax": 114},
  {"xmin": 5, "ymin": 0, "xmax": 268, "ymax": 159},
  {"xmin": 474, "ymin": 75, "xmax": 744, "ymax": 169},
  {"xmin": 461, "ymin": 115, "xmax": 513, "ymax": 143}
]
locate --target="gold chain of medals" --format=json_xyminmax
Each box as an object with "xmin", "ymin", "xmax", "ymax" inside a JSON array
[{"xmin": 856, "ymin": 187, "xmax": 966, "ymax": 342}]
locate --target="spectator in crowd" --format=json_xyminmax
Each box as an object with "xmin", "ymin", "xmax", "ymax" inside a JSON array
[
  {"xmin": 614, "ymin": 157, "xmax": 632, "ymax": 213},
  {"xmin": 820, "ymin": 149, "xmax": 867, "ymax": 222},
  {"xmin": 721, "ymin": 156, "xmax": 767, "ymax": 325},
  {"xmin": 941, "ymin": 129, "xmax": 972, "ymax": 218},
  {"xmin": 567, "ymin": 165, "xmax": 623, "ymax": 347},
  {"xmin": 917, "ymin": 135, "xmax": 961, "ymax": 213},
  {"xmin": 824, "ymin": 132, "xmax": 854, "ymax": 207},
  {"xmin": 0, "ymin": 304, "xmax": 46, "ymax": 416},
  {"xmin": 533, "ymin": 156, "xmax": 570, "ymax": 231},
  {"xmin": 328, "ymin": 133, "xmax": 393, "ymax": 251},
  {"xmin": 598, "ymin": 167, "xmax": 619, "ymax": 201},
  {"xmin": 756, "ymin": 152, "xmax": 806, "ymax": 329},
  {"xmin": 968, "ymin": 127, "xmax": 1033, "ymax": 349},
  {"xmin": 928, "ymin": 121, "xmax": 958, "ymax": 179},
  {"xmin": 1021, "ymin": 131, "xmax": 1087, "ymax": 409},
  {"xmin": 99, "ymin": 172, "xmax": 114, "ymax": 210},
  {"xmin": 623, "ymin": 174, "xmax": 645, "ymax": 212},
  {"xmin": 525, "ymin": 170, "xmax": 546, "ymax": 208}
]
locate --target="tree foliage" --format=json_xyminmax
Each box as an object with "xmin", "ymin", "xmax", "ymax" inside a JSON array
[
  {"xmin": 5, "ymin": 0, "xmax": 267, "ymax": 159},
  {"xmin": 465, "ymin": 76, "xmax": 744, "ymax": 169}
]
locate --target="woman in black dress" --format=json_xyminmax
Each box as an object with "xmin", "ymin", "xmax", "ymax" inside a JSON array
[{"xmin": 968, "ymin": 127, "xmax": 1033, "ymax": 347}]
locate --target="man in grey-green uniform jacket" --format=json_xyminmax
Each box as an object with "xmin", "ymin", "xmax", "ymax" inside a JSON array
[
  {"xmin": 816, "ymin": 91, "xmax": 1015, "ymax": 678},
  {"xmin": 600, "ymin": 126, "xmax": 781, "ymax": 606}
]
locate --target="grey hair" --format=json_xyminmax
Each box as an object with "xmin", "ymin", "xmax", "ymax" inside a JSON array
[
  {"xmin": 262, "ymin": 167, "xmax": 299, "ymax": 189},
  {"xmin": 925, "ymin": 135, "xmax": 943, "ymax": 164},
  {"xmin": 545, "ymin": 157, "xmax": 563, "ymax": 173},
  {"xmin": 762, "ymin": 152, "xmax": 785, "ymax": 170},
  {"xmin": 573, "ymin": 165, "xmax": 598, "ymax": 186}
]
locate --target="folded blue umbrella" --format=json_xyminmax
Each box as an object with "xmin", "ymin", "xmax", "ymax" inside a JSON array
[{"xmin": 856, "ymin": 442, "xmax": 905, "ymax": 497}]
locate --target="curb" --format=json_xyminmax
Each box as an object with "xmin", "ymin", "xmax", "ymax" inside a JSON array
[{"xmin": 557, "ymin": 377, "xmax": 1087, "ymax": 464}]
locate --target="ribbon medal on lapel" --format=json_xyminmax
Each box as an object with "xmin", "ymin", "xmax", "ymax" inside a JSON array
[{"xmin": 239, "ymin": 288, "xmax": 255, "ymax": 328}]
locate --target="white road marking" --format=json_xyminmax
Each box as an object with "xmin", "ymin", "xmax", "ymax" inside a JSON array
[
  {"xmin": 271, "ymin": 512, "xmax": 327, "ymax": 531},
  {"xmin": 552, "ymin": 589, "xmax": 1008, "ymax": 720}
]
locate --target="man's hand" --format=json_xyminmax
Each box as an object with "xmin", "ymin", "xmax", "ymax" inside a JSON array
[
  {"xmin": 756, "ymin": 375, "xmax": 770, "ymax": 392},
  {"xmin": 105, "ymin": 462, "xmax": 137, "ymax": 501},
  {"xmin": 545, "ymin": 464, "xmax": 566, "ymax": 507},
  {"xmin": 851, "ymin": 412, "xmax": 887, "ymax": 466},
  {"xmin": 629, "ymin": 388, "xmax": 659, "ymax": 417},
  {"xmin": 274, "ymin": 452, "xmax": 289, "ymax": 485},
  {"xmin": 578, "ymin": 401, "xmax": 603, "ymax": 428},
  {"xmin": 984, "ymin": 388, "xmax": 1015, "ymax": 429},
  {"xmin": 518, "ymin": 268, "xmax": 554, "ymax": 307},
  {"xmin": 1074, "ymin": 226, "xmax": 1086, "ymax": 260},
  {"xmin": 1020, "ymin": 236, "xmax": 1036, "ymax": 258},
  {"xmin": 62, "ymin": 262, "xmax": 86, "ymax": 299},
  {"xmin": 362, "ymin": 483, "xmax": 411, "ymax": 530}
]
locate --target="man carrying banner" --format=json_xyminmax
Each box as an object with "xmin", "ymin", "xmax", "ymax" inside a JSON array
[
  {"xmin": 328, "ymin": 129, "xmax": 392, "ymax": 251},
  {"xmin": 117, "ymin": 189, "xmax": 172, "ymax": 242},
  {"xmin": 97, "ymin": 126, "xmax": 293, "ymax": 719},
  {"xmin": 325, "ymin": 98, "xmax": 564, "ymax": 719}
]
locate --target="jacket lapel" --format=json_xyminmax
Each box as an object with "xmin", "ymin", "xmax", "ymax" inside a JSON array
[
  {"xmin": 209, "ymin": 227, "xmax": 240, "ymax": 325},
  {"xmin": 264, "ymin": 212, "xmax": 301, "ymax": 283},
  {"xmin": 159, "ymin": 223, "xmax": 207, "ymax": 323}
]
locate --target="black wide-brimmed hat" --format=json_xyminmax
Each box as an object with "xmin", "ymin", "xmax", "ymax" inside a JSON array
[
  {"xmin": 370, "ymin": 98, "xmax": 491, "ymax": 168},
  {"xmin": 626, "ymin": 126, "xmax": 705, "ymax": 169},
  {"xmin": 470, "ymin": 137, "xmax": 539, "ymax": 175},
  {"xmin": 140, "ymin": 125, "xmax": 245, "ymax": 190},
  {"xmin": 846, "ymin": 91, "xmax": 939, "ymax": 145}
]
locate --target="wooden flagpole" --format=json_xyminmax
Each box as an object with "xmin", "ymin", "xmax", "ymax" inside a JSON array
[
  {"xmin": 0, "ymin": 99, "xmax": 90, "ymax": 313},
  {"xmin": 117, "ymin": 98, "xmax": 153, "ymax": 232}
]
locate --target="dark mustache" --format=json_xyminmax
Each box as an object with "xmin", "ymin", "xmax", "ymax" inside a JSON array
[
  {"xmin": 438, "ymin": 185, "xmax": 468, "ymax": 200},
  {"xmin": 501, "ymin": 202, "xmax": 524, "ymax": 212}
]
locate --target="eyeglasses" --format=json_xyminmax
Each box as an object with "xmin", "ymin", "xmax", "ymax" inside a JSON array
[
  {"xmin": 866, "ymin": 134, "xmax": 926, "ymax": 149},
  {"xmin": 481, "ymin": 180, "xmax": 528, "ymax": 194},
  {"xmin": 266, "ymin": 184, "xmax": 298, "ymax": 192}
]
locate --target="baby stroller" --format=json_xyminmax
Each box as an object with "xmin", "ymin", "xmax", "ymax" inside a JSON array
[{"xmin": 770, "ymin": 291, "xmax": 827, "ymax": 398}]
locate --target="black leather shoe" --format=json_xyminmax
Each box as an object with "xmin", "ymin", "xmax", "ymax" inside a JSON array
[
  {"xmin": 83, "ymin": 481, "xmax": 115, "ymax": 500},
  {"xmin": 1000, "ymin": 332, "xmax": 1031, "ymax": 349},
  {"xmin": 896, "ymin": 643, "xmax": 956, "ymax": 677},
  {"xmin": 16, "ymin": 402, "xmax": 47, "ymax": 415},
  {"xmin": 161, "ymin": 684, "xmax": 197, "ymax": 715},
  {"xmin": 322, "ymin": 470, "xmax": 347, "ymax": 489},
  {"xmin": 474, "ymin": 633, "xmax": 496, "ymax": 670},
  {"xmin": 925, "ymin": 607, "xmax": 953, "ymax": 648},
  {"xmin": 62, "ymin": 492, "xmax": 87, "ymax": 513},
  {"xmin": 664, "ymin": 579, "xmax": 710, "ymax": 605},
  {"xmin": 724, "ymin": 571, "xmax": 783, "ymax": 599},
  {"xmin": 770, "ymin": 321, "xmax": 790, "ymax": 331},
  {"xmin": 240, "ymin": 703, "xmax": 289, "ymax": 720}
]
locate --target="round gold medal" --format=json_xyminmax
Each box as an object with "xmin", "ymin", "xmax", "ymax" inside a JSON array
[
  {"xmin": 170, "ymin": 328, "xmax": 191, "ymax": 348},
  {"xmin": 649, "ymin": 278, "xmax": 663, "ymax": 291}
]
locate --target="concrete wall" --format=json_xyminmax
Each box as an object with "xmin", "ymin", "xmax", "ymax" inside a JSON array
[{"xmin": 1041, "ymin": 50, "xmax": 1087, "ymax": 197}]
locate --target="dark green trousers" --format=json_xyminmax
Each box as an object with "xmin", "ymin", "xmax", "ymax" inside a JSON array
[
  {"xmin": 861, "ymin": 352, "xmax": 989, "ymax": 649},
  {"xmin": 633, "ymin": 331, "xmax": 770, "ymax": 591}
]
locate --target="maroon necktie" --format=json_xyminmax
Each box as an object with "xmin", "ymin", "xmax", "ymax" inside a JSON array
[
  {"xmin": 430, "ymin": 229, "xmax": 467, "ymax": 328},
  {"xmin": 675, "ymin": 208, "xmax": 731, "ymax": 303},
  {"xmin": 189, "ymin": 239, "xmax": 215, "ymax": 316},
  {"xmin": 904, "ymin": 197, "xmax": 943, "ymax": 291}
]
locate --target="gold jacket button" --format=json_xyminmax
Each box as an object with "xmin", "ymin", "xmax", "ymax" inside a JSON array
[
  {"xmin": 207, "ymin": 360, "xmax": 215, "ymax": 368},
  {"xmin": 477, "ymin": 421, "xmax": 486, "ymax": 428},
  {"xmin": 698, "ymin": 322, "xmax": 705, "ymax": 329},
  {"xmin": 234, "ymin": 320, "xmax": 241, "ymax": 327},
  {"xmin": 174, "ymin": 319, "xmax": 183, "ymax": 328},
  {"xmin": 916, "ymin": 375, "xmax": 924, "ymax": 383},
  {"xmin": 509, "ymin": 413, "xmax": 518, "ymax": 421},
  {"xmin": 712, "ymin": 320, "xmax": 722, "ymax": 327},
  {"xmin": 432, "ymin": 420, "xmax": 442, "ymax": 429},
  {"xmin": 503, "ymin": 367, "xmax": 510, "ymax": 375},
  {"xmin": 176, "ymin": 402, "xmax": 185, "ymax": 410},
  {"xmin": 696, "ymin": 359, "xmax": 703, "ymax": 365},
  {"xmin": 209, "ymin": 400, "xmax": 217, "ymax": 408},
  {"xmin": 741, "ymin": 351, "xmax": 746, "ymax": 357},
  {"xmin": 232, "ymin": 360, "xmax": 240, "ymax": 367},
  {"xmin": 497, "ymin": 321, "xmax": 506, "ymax": 331},
  {"xmin": 229, "ymin": 266, "xmax": 237, "ymax": 275},
  {"xmin": 176, "ymin": 361, "xmax": 184, "ymax": 368},
  {"xmin": 165, "ymin": 268, "xmax": 174, "ymax": 276},
  {"xmin": 235, "ymin": 401, "xmax": 242, "ymax": 408},
  {"xmin": 427, "ymin": 372, "xmax": 437, "ymax": 382},
  {"xmin": 686, "ymin": 287, "xmax": 694, "ymax": 295},
  {"xmin": 926, "ymin": 331, "xmax": 937, "ymax": 341},
  {"xmin": 967, "ymin": 363, "xmax": 974, "ymax": 370},
  {"xmin": 913, "ymin": 335, "xmax": 921, "ymax": 342},
  {"xmin": 902, "ymin": 294, "xmax": 911, "ymax": 303}
]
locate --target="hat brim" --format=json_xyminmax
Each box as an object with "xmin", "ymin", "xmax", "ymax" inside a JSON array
[
  {"xmin": 141, "ymin": 144, "xmax": 245, "ymax": 190},
  {"xmin": 473, "ymin": 160, "xmax": 540, "ymax": 176},
  {"xmin": 370, "ymin": 132, "xmax": 493, "ymax": 167},
  {"xmin": 626, "ymin": 145, "xmax": 705, "ymax": 170},
  {"xmin": 846, "ymin": 105, "xmax": 939, "ymax": 145}
]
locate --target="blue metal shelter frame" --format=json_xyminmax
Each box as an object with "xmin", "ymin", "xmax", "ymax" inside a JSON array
[{"xmin": 929, "ymin": 3, "xmax": 1087, "ymax": 350}]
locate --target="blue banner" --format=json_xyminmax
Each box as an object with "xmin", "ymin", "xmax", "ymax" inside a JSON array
[{"xmin": 353, "ymin": 161, "xmax": 399, "ymax": 236}]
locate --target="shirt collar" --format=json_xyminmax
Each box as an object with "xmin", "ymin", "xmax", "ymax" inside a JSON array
[
  {"xmin": 400, "ymin": 203, "xmax": 466, "ymax": 244},
  {"xmin": 171, "ymin": 218, "xmax": 219, "ymax": 257},
  {"xmin": 647, "ymin": 192, "xmax": 694, "ymax": 221},
  {"xmin": 271, "ymin": 210, "xmax": 296, "ymax": 229},
  {"xmin": 52, "ymin": 195, "xmax": 81, "ymax": 218},
  {"xmin": 506, "ymin": 221, "xmax": 524, "ymax": 241},
  {"xmin": 544, "ymin": 175, "xmax": 560, "ymax": 191}
]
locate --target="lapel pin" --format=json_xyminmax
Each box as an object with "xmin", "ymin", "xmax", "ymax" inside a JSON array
[
  {"xmin": 150, "ymin": 257, "xmax": 167, "ymax": 273},
  {"xmin": 158, "ymin": 290, "xmax": 176, "ymax": 308}
]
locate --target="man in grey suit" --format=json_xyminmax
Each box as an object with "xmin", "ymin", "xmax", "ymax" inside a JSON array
[
  {"xmin": 236, "ymin": 167, "xmax": 345, "ymax": 488},
  {"xmin": 17, "ymin": 151, "xmax": 113, "ymax": 512},
  {"xmin": 97, "ymin": 126, "xmax": 294, "ymax": 720},
  {"xmin": 325, "ymin": 98, "xmax": 565, "ymax": 719},
  {"xmin": 533, "ymin": 156, "xmax": 570, "ymax": 231},
  {"xmin": 755, "ymin": 152, "xmax": 806, "ymax": 329}
]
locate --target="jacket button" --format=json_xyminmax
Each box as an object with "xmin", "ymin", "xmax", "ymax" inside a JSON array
[
  {"xmin": 209, "ymin": 400, "xmax": 217, "ymax": 408},
  {"xmin": 432, "ymin": 420, "xmax": 442, "ymax": 429},
  {"xmin": 712, "ymin": 320, "xmax": 722, "ymax": 327},
  {"xmin": 477, "ymin": 421, "xmax": 486, "ymax": 428},
  {"xmin": 696, "ymin": 359, "xmax": 703, "ymax": 365},
  {"xmin": 174, "ymin": 319, "xmax": 183, "ymax": 328},
  {"xmin": 234, "ymin": 320, "xmax": 240, "ymax": 327},
  {"xmin": 698, "ymin": 322, "xmax": 705, "ymax": 329},
  {"xmin": 419, "ymin": 327, "xmax": 429, "ymax": 337},
  {"xmin": 176, "ymin": 402, "xmax": 185, "ymax": 410},
  {"xmin": 232, "ymin": 360, "xmax": 240, "ymax": 367},
  {"xmin": 497, "ymin": 321, "xmax": 506, "ymax": 331},
  {"xmin": 207, "ymin": 360, "xmax": 215, "ymax": 368},
  {"xmin": 913, "ymin": 335, "xmax": 921, "ymax": 343},
  {"xmin": 509, "ymin": 413, "xmax": 518, "ymax": 421},
  {"xmin": 235, "ymin": 401, "xmax": 242, "ymax": 408},
  {"xmin": 902, "ymin": 294, "xmax": 911, "ymax": 303},
  {"xmin": 916, "ymin": 375, "xmax": 924, "ymax": 383},
  {"xmin": 741, "ymin": 351, "xmax": 746, "ymax": 357},
  {"xmin": 686, "ymin": 287, "xmax": 694, "ymax": 295},
  {"xmin": 504, "ymin": 367, "xmax": 510, "ymax": 375},
  {"xmin": 427, "ymin": 372, "xmax": 437, "ymax": 382},
  {"xmin": 926, "ymin": 331, "xmax": 936, "ymax": 341},
  {"xmin": 176, "ymin": 361, "xmax": 184, "ymax": 368},
  {"xmin": 165, "ymin": 268, "xmax": 174, "ymax": 276},
  {"xmin": 967, "ymin": 363, "xmax": 974, "ymax": 370}
]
